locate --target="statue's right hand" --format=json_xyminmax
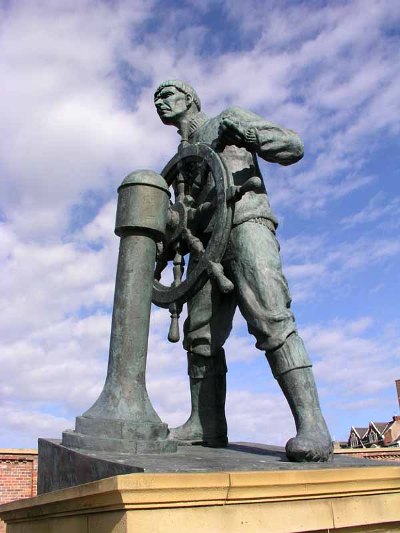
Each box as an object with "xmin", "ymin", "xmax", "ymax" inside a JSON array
[{"xmin": 167, "ymin": 206, "xmax": 180, "ymax": 229}]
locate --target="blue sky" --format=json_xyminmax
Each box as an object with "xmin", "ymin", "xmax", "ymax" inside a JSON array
[{"xmin": 0, "ymin": 0, "xmax": 399, "ymax": 448}]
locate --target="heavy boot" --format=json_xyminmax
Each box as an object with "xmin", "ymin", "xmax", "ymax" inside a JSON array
[
  {"xmin": 269, "ymin": 334, "xmax": 333, "ymax": 462},
  {"xmin": 168, "ymin": 376, "xmax": 203, "ymax": 444},
  {"xmin": 169, "ymin": 351, "xmax": 228, "ymax": 447}
]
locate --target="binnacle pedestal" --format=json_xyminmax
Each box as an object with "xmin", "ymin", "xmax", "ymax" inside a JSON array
[{"xmin": 62, "ymin": 170, "xmax": 177, "ymax": 454}]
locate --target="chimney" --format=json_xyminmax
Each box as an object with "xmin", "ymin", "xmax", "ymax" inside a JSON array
[{"xmin": 396, "ymin": 379, "xmax": 400, "ymax": 411}]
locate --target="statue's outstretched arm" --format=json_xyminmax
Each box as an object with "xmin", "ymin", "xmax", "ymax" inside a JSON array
[{"xmin": 218, "ymin": 107, "xmax": 304, "ymax": 166}]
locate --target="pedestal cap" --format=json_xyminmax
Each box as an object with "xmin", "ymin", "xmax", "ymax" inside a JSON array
[{"xmin": 116, "ymin": 170, "xmax": 170, "ymax": 238}]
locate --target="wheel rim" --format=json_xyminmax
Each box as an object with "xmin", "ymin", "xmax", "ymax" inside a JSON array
[{"xmin": 152, "ymin": 143, "xmax": 233, "ymax": 308}]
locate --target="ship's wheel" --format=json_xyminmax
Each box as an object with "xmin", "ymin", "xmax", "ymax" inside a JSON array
[{"xmin": 152, "ymin": 143, "xmax": 234, "ymax": 340}]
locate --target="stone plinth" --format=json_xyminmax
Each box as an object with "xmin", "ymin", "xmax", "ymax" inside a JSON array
[
  {"xmin": 1, "ymin": 463, "xmax": 400, "ymax": 533},
  {"xmin": 38, "ymin": 439, "xmax": 400, "ymax": 495}
]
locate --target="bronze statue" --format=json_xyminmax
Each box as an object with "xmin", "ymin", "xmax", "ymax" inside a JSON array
[{"xmin": 153, "ymin": 80, "xmax": 332, "ymax": 462}]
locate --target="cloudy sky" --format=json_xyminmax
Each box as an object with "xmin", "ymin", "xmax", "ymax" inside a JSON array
[{"xmin": 1, "ymin": 0, "xmax": 399, "ymax": 449}]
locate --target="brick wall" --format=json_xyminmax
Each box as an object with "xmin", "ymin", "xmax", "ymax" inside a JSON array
[{"xmin": 0, "ymin": 449, "xmax": 38, "ymax": 533}]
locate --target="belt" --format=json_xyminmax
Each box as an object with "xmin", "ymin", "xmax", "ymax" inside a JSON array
[{"xmin": 242, "ymin": 217, "xmax": 277, "ymax": 234}]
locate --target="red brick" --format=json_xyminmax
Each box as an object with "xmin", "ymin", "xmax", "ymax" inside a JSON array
[{"xmin": 0, "ymin": 450, "xmax": 38, "ymax": 532}]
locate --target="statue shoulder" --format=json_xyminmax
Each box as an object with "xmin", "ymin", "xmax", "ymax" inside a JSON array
[{"xmin": 219, "ymin": 106, "xmax": 262, "ymax": 122}]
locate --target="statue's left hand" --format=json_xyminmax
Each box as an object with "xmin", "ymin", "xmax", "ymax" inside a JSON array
[{"xmin": 218, "ymin": 118, "xmax": 258, "ymax": 150}]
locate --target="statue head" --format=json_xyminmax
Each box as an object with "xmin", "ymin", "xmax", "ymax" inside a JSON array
[{"xmin": 154, "ymin": 80, "xmax": 201, "ymax": 127}]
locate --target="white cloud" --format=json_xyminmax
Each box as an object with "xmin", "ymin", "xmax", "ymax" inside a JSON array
[
  {"xmin": 226, "ymin": 389, "xmax": 294, "ymax": 446},
  {"xmin": 0, "ymin": 223, "xmax": 117, "ymax": 341},
  {"xmin": 279, "ymin": 232, "xmax": 400, "ymax": 303},
  {"xmin": 0, "ymin": 314, "xmax": 110, "ymax": 410},
  {"xmin": 341, "ymin": 193, "xmax": 400, "ymax": 228},
  {"xmin": 0, "ymin": 403, "xmax": 73, "ymax": 448},
  {"xmin": 303, "ymin": 318, "xmax": 400, "ymax": 397},
  {"xmin": 0, "ymin": 0, "xmax": 168, "ymax": 239}
]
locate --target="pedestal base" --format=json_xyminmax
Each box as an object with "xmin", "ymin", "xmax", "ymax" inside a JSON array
[
  {"xmin": 2, "ymin": 460, "xmax": 400, "ymax": 533},
  {"xmin": 61, "ymin": 415, "xmax": 177, "ymax": 455},
  {"xmin": 62, "ymin": 430, "xmax": 177, "ymax": 454}
]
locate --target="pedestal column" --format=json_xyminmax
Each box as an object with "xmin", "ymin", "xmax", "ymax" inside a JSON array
[{"xmin": 62, "ymin": 170, "xmax": 176, "ymax": 453}]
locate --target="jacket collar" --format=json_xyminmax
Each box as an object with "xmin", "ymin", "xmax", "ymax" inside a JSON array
[{"xmin": 187, "ymin": 112, "xmax": 208, "ymax": 139}]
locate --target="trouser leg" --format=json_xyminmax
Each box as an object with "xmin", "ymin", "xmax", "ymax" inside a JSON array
[
  {"xmin": 175, "ymin": 267, "xmax": 235, "ymax": 446},
  {"xmin": 227, "ymin": 222, "xmax": 332, "ymax": 461},
  {"xmin": 225, "ymin": 222, "xmax": 297, "ymax": 354}
]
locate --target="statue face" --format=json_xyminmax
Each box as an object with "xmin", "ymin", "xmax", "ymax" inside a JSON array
[{"xmin": 154, "ymin": 86, "xmax": 191, "ymax": 125}]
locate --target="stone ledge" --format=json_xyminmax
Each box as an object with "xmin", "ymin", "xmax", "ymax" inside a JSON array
[
  {"xmin": 1, "ymin": 465, "xmax": 400, "ymax": 533},
  {"xmin": 0, "ymin": 449, "xmax": 37, "ymax": 456}
]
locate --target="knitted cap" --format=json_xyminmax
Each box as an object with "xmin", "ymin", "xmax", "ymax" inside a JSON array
[{"xmin": 154, "ymin": 80, "xmax": 201, "ymax": 111}]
